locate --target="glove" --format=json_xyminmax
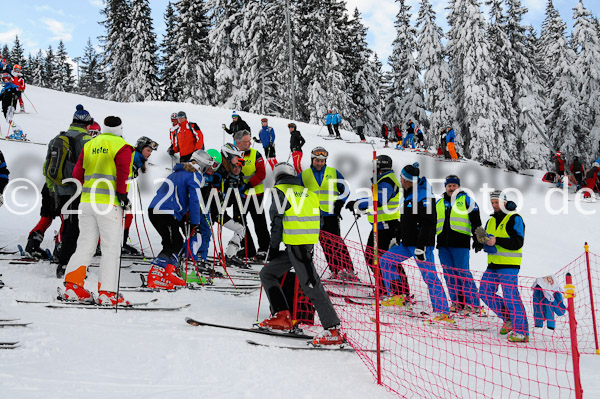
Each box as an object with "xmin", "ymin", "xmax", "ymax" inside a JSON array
[
  {"xmin": 333, "ymin": 199, "xmax": 344, "ymax": 216},
  {"xmin": 222, "ymin": 124, "xmax": 227, "ymax": 130},
  {"xmin": 117, "ymin": 193, "xmax": 130, "ymax": 209},
  {"xmin": 474, "ymin": 226, "xmax": 490, "ymax": 244},
  {"xmin": 239, "ymin": 183, "xmax": 250, "ymax": 194},
  {"xmin": 414, "ymin": 248, "xmax": 426, "ymax": 261},
  {"xmin": 473, "ymin": 241, "xmax": 484, "ymax": 253},
  {"xmin": 252, "ymin": 137, "xmax": 260, "ymax": 143},
  {"xmin": 267, "ymin": 247, "xmax": 280, "ymax": 261},
  {"xmin": 167, "ymin": 146, "xmax": 175, "ymax": 156},
  {"xmin": 345, "ymin": 200, "xmax": 357, "ymax": 212}
]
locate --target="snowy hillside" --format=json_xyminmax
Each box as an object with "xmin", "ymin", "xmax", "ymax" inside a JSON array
[{"xmin": 0, "ymin": 86, "xmax": 599, "ymax": 398}]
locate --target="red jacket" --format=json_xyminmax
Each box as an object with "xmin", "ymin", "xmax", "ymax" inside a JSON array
[
  {"xmin": 173, "ymin": 121, "xmax": 204, "ymax": 157},
  {"xmin": 73, "ymin": 145, "xmax": 134, "ymax": 195},
  {"xmin": 12, "ymin": 76, "xmax": 25, "ymax": 91}
]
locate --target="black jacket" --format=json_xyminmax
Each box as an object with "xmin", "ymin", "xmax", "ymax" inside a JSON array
[
  {"xmin": 0, "ymin": 149, "xmax": 9, "ymax": 193},
  {"xmin": 485, "ymin": 201, "xmax": 525, "ymax": 270},
  {"xmin": 399, "ymin": 177, "xmax": 436, "ymax": 248},
  {"xmin": 290, "ymin": 130, "xmax": 305, "ymax": 152},
  {"xmin": 436, "ymin": 192, "xmax": 482, "ymax": 249},
  {"xmin": 225, "ymin": 117, "xmax": 251, "ymax": 135}
]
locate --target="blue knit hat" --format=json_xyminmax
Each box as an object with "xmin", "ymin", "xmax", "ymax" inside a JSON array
[
  {"xmin": 445, "ymin": 175, "xmax": 460, "ymax": 186},
  {"xmin": 401, "ymin": 162, "xmax": 420, "ymax": 180},
  {"xmin": 73, "ymin": 104, "xmax": 92, "ymax": 125}
]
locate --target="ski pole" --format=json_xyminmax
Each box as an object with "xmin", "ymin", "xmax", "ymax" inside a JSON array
[
  {"xmin": 115, "ymin": 207, "xmax": 127, "ymax": 313},
  {"xmin": 23, "ymin": 93, "xmax": 38, "ymax": 114},
  {"xmin": 255, "ymin": 247, "xmax": 270, "ymax": 322}
]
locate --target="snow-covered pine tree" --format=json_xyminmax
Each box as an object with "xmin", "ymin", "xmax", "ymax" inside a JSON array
[
  {"xmin": 544, "ymin": 7, "xmax": 581, "ymax": 158},
  {"xmin": 262, "ymin": 0, "xmax": 290, "ymax": 117},
  {"xmin": 100, "ymin": 0, "xmax": 133, "ymax": 102},
  {"xmin": 44, "ymin": 45, "xmax": 57, "ymax": 89},
  {"xmin": 447, "ymin": 0, "xmax": 504, "ymax": 163},
  {"xmin": 209, "ymin": 0, "xmax": 243, "ymax": 106},
  {"xmin": 540, "ymin": 0, "xmax": 562, "ymax": 89},
  {"xmin": 387, "ymin": 0, "xmax": 426, "ymax": 133},
  {"xmin": 416, "ymin": 0, "xmax": 455, "ymax": 147},
  {"xmin": 159, "ymin": 1, "xmax": 180, "ymax": 101},
  {"xmin": 1, "ymin": 45, "xmax": 9, "ymax": 61},
  {"xmin": 572, "ymin": 0, "xmax": 600, "ymax": 161},
  {"xmin": 505, "ymin": 0, "xmax": 549, "ymax": 169},
  {"xmin": 173, "ymin": 0, "xmax": 214, "ymax": 105},
  {"xmin": 79, "ymin": 38, "xmax": 106, "ymax": 99},
  {"xmin": 55, "ymin": 40, "xmax": 74, "ymax": 92},
  {"xmin": 31, "ymin": 50, "xmax": 45, "ymax": 87},
  {"xmin": 10, "ymin": 35, "xmax": 25, "ymax": 68},
  {"xmin": 26, "ymin": 53, "xmax": 35, "ymax": 81},
  {"xmin": 124, "ymin": 0, "xmax": 159, "ymax": 102},
  {"xmin": 347, "ymin": 8, "xmax": 382, "ymax": 136}
]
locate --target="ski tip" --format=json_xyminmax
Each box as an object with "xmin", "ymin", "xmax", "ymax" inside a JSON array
[{"xmin": 185, "ymin": 317, "xmax": 200, "ymax": 326}]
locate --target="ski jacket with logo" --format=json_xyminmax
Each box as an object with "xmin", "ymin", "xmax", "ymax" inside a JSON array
[{"xmin": 173, "ymin": 121, "xmax": 204, "ymax": 157}]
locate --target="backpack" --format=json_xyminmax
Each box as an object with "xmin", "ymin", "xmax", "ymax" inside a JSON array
[{"xmin": 44, "ymin": 132, "xmax": 73, "ymax": 186}]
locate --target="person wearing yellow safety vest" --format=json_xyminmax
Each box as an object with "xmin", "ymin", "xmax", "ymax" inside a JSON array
[
  {"xmin": 435, "ymin": 175, "xmax": 483, "ymax": 315},
  {"xmin": 232, "ymin": 130, "xmax": 270, "ymax": 261},
  {"xmin": 345, "ymin": 154, "xmax": 405, "ymax": 296},
  {"xmin": 300, "ymin": 146, "xmax": 355, "ymax": 280},
  {"xmin": 379, "ymin": 162, "xmax": 454, "ymax": 326},
  {"xmin": 259, "ymin": 162, "xmax": 344, "ymax": 346},
  {"xmin": 61, "ymin": 116, "xmax": 134, "ymax": 307},
  {"xmin": 479, "ymin": 190, "xmax": 529, "ymax": 343}
]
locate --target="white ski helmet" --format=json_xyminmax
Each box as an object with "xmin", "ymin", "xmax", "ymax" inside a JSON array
[
  {"xmin": 310, "ymin": 146, "xmax": 328, "ymax": 160},
  {"xmin": 190, "ymin": 150, "xmax": 216, "ymax": 173},
  {"xmin": 273, "ymin": 162, "xmax": 296, "ymax": 181},
  {"xmin": 221, "ymin": 143, "xmax": 243, "ymax": 163}
]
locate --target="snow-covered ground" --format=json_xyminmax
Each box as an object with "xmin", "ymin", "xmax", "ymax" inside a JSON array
[{"xmin": 0, "ymin": 85, "xmax": 599, "ymax": 398}]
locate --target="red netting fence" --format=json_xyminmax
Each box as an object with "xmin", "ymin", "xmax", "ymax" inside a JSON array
[{"xmin": 301, "ymin": 231, "xmax": 598, "ymax": 398}]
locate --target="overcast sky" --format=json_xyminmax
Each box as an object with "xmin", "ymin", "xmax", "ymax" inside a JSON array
[{"xmin": 1, "ymin": 0, "xmax": 597, "ymax": 68}]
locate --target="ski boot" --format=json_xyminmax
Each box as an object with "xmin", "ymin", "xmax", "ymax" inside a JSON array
[
  {"xmin": 312, "ymin": 325, "xmax": 345, "ymax": 346},
  {"xmin": 61, "ymin": 282, "xmax": 94, "ymax": 304},
  {"xmin": 500, "ymin": 320, "xmax": 513, "ymax": 335},
  {"xmin": 507, "ymin": 331, "xmax": 529, "ymax": 343},
  {"xmin": 97, "ymin": 291, "xmax": 131, "ymax": 307},
  {"xmin": 24, "ymin": 231, "xmax": 46, "ymax": 259},
  {"xmin": 147, "ymin": 257, "xmax": 186, "ymax": 290},
  {"xmin": 259, "ymin": 310, "xmax": 293, "ymax": 331}
]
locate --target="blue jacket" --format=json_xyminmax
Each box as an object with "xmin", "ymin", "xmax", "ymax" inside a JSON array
[
  {"xmin": 532, "ymin": 287, "xmax": 566, "ymax": 329},
  {"xmin": 132, "ymin": 151, "xmax": 147, "ymax": 176},
  {"xmin": 259, "ymin": 125, "xmax": 275, "ymax": 147},
  {"xmin": 446, "ymin": 129, "xmax": 455, "ymax": 144},
  {"xmin": 324, "ymin": 113, "xmax": 334, "ymax": 125},
  {"xmin": 333, "ymin": 113, "xmax": 341, "ymax": 124},
  {"xmin": 298, "ymin": 166, "xmax": 346, "ymax": 216},
  {"xmin": 0, "ymin": 81, "xmax": 19, "ymax": 96},
  {"xmin": 149, "ymin": 164, "xmax": 204, "ymax": 224}
]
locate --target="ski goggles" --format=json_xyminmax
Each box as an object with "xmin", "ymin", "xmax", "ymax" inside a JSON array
[
  {"xmin": 261, "ymin": 118, "xmax": 268, "ymax": 123},
  {"xmin": 147, "ymin": 140, "xmax": 159, "ymax": 151},
  {"xmin": 88, "ymin": 129, "xmax": 101, "ymax": 138},
  {"xmin": 311, "ymin": 149, "xmax": 328, "ymax": 159}
]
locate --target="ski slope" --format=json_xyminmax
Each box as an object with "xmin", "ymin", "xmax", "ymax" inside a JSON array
[{"xmin": 0, "ymin": 85, "xmax": 599, "ymax": 398}]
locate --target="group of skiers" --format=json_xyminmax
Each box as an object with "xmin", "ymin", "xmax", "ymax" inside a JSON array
[
  {"xmin": 553, "ymin": 151, "xmax": 600, "ymax": 198},
  {"xmin": 381, "ymin": 119, "xmax": 427, "ymax": 152},
  {"xmin": 0, "ymin": 58, "xmax": 27, "ymax": 121}
]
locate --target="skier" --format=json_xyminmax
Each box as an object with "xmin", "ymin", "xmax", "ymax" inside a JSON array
[
  {"xmin": 393, "ymin": 124, "xmax": 402, "ymax": 149},
  {"xmin": 446, "ymin": 127, "xmax": 458, "ymax": 160},
  {"xmin": 570, "ymin": 156, "xmax": 585, "ymax": 190},
  {"xmin": 439, "ymin": 128, "xmax": 450, "ymax": 158},
  {"xmin": 381, "ymin": 123, "xmax": 389, "ymax": 148},
  {"xmin": 553, "ymin": 151, "xmax": 566, "ymax": 187},
  {"xmin": 378, "ymin": 163, "xmax": 453, "ymax": 324},
  {"xmin": 146, "ymin": 150, "xmax": 210, "ymax": 290},
  {"xmin": 254, "ymin": 117, "xmax": 278, "ymax": 169},
  {"xmin": 478, "ymin": 190, "xmax": 529, "ymax": 342},
  {"xmin": 61, "ymin": 116, "xmax": 133, "ymax": 306},
  {"xmin": 0, "ymin": 148, "xmax": 8, "ymax": 207},
  {"xmin": 436, "ymin": 175, "xmax": 484, "ymax": 315},
  {"xmin": 172, "ymin": 111, "xmax": 204, "ymax": 162},
  {"xmin": 289, "ymin": 122, "xmax": 305, "ymax": 174},
  {"xmin": 415, "ymin": 125, "xmax": 425, "ymax": 149},
  {"xmin": 301, "ymin": 147, "xmax": 355, "ymax": 280},
  {"xmin": 167, "ymin": 112, "xmax": 178, "ymax": 157},
  {"xmin": 0, "ymin": 73, "xmax": 18, "ymax": 120},
  {"xmin": 403, "ymin": 119, "xmax": 415, "ymax": 149},
  {"xmin": 582, "ymin": 159, "xmax": 600, "ymax": 199},
  {"xmin": 258, "ymin": 162, "xmax": 344, "ymax": 346},
  {"xmin": 120, "ymin": 137, "xmax": 158, "ymax": 256},
  {"xmin": 234, "ymin": 130, "xmax": 270, "ymax": 261},
  {"xmin": 11, "ymin": 65, "xmax": 25, "ymax": 113},
  {"xmin": 324, "ymin": 110, "xmax": 335, "ymax": 137},
  {"xmin": 355, "ymin": 111, "xmax": 366, "ymax": 142},
  {"xmin": 332, "ymin": 109, "xmax": 342, "ymax": 138},
  {"xmin": 223, "ymin": 110, "xmax": 251, "ymax": 137},
  {"xmin": 0, "ymin": 59, "xmax": 12, "ymax": 77},
  {"xmin": 48, "ymin": 105, "xmax": 94, "ymax": 278},
  {"xmin": 345, "ymin": 155, "xmax": 403, "ymax": 296}
]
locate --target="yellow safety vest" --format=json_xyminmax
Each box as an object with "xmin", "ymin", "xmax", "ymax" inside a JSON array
[
  {"xmin": 242, "ymin": 149, "xmax": 264, "ymax": 195},
  {"xmin": 368, "ymin": 173, "xmax": 402, "ymax": 223},
  {"xmin": 81, "ymin": 133, "xmax": 133, "ymax": 205},
  {"xmin": 274, "ymin": 183, "xmax": 320, "ymax": 245},
  {"xmin": 435, "ymin": 195, "xmax": 471, "ymax": 236},
  {"xmin": 486, "ymin": 213, "xmax": 523, "ymax": 266},
  {"xmin": 301, "ymin": 166, "xmax": 339, "ymax": 213}
]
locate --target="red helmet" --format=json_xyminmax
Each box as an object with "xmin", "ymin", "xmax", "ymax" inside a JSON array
[
  {"xmin": 13, "ymin": 64, "xmax": 21, "ymax": 70},
  {"xmin": 1, "ymin": 73, "xmax": 10, "ymax": 81},
  {"xmin": 88, "ymin": 121, "xmax": 102, "ymax": 138}
]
